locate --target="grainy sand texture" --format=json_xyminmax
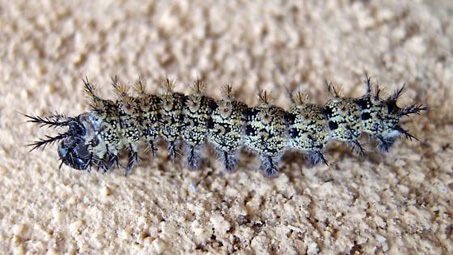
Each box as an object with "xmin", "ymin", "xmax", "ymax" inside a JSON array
[{"xmin": 1, "ymin": 0, "xmax": 452, "ymax": 254}]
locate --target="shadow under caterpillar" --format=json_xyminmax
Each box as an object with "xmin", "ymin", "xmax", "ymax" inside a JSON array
[{"xmin": 27, "ymin": 75, "xmax": 426, "ymax": 177}]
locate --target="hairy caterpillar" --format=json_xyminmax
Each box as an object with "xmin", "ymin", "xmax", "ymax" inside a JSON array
[{"xmin": 27, "ymin": 75, "xmax": 425, "ymax": 177}]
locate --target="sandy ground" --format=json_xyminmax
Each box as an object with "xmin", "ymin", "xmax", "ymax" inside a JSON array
[{"xmin": 1, "ymin": 0, "xmax": 452, "ymax": 254}]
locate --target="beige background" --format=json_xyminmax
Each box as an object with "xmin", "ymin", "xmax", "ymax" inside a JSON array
[{"xmin": 1, "ymin": 0, "xmax": 452, "ymax": 254}]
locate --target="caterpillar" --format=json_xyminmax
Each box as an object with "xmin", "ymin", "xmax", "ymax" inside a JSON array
[{"xmin": 27, "ymin": 75, "xmax": 425, "ymax": 177}]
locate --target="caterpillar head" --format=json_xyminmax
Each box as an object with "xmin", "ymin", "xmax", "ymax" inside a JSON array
[
  {"xmin": 57, "ymin": 118, "xmax": 90, "ymax": 170},
  {"xmin": 27, "ymin": 113, "xmax": 96, "ymax": 170}
]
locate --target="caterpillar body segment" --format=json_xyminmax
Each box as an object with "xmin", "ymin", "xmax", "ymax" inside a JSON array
[
  {"xmin": 159, "ymin": 80, "xmax": 186, "ymax": 159},
  {"xmin": 286, "ymin": 102, "xmax": 330, "ymax": 167},
  {"xmin": 206, "ymin": 87, "xmax": 247, "ymax": 172},
  {"xmin": 243, "ymin": 91, "xmax": 287, "ymax": 176},
  {"xmin": 181, "ymin": 80, "xmax": 217, "ymax": 169},
  {"xmin": 139, "ymin": 93, "xmax": 161, "ymax": 157}
]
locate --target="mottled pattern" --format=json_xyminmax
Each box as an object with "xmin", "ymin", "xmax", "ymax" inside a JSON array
[
  {"xmin": 287, "ymin": 103, "xmax": 329, "ymax": 166},
  {"xmin": 242, "ymin": 94, "xmax": 288, "ymax": 176},
  {"xmin": 207, "ymin": 99, "xmax": 247, "ymax": 172},
  {"xmin": 29, "ymin": 76, "xmax": 425, "ymax": 176},
  {"xmin": 139, "ymin": 94, "xmax": 162, "ymax": 155},
  {"xmin": 90, "ymin": 99, "xmax": 121, "ymax": 161},
  {"xmin": 159, "ymin": 91, "xmax": 186, "ymax": 158},
  {"xmin": 181, "ymin": 83, "xmax": 217, "ymax": 168}
]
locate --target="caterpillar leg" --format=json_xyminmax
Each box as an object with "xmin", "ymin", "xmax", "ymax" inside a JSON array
[
  {"xmin": 217, "ymin": 150, "xmax": 238, "ymax": 173},
  {"xmin": 166, "ymin": 140, "xmax": 181, "ymax": 159},
  {"xmin": 260, "ymin": 155, "xmax": 281, "ymax": 177},
  {"xmin": 185, "ymin": 145, "xmax": 202, "ymax": 169},
  {"xmin": 305, "ymin": 151, "xmax": 328, "ymax": 167},
  {"xmin": 351, "ymin": 140, "xmax": 365, "ymax": 156},
  {"xmin": 104, "ymin": 152, "xmax": 119, "ymax": 172},
  {"xmin": 377, "ymin": 135, "xmax": 396, "ymax": 152},
  {"xmin": 97, "ymin": 148, "xmax": 119, "ymax": 173},
  {"xmin": 125, "ymin": 144, "xmax": 138, "ymax": 176},
  {"xmin": 147, "ymin": 140, "xmax": 158, "ymax": 157},
  {"xmin": 376, "ymin": 125, "xmax": 416, "ymax": 153}
]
